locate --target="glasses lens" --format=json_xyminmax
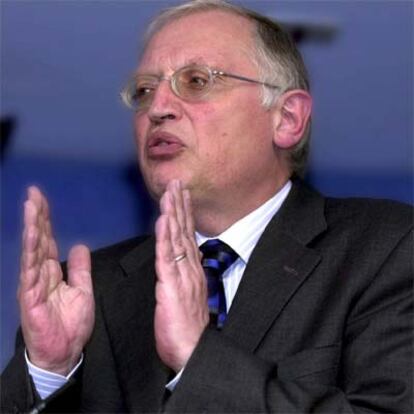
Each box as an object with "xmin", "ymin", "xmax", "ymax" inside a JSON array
[
  {"xmin": 175, "ymin": 66, "xmax": 212, "ymax": 100},
  {"xmin": 122, "ymin": 76, "xmax": 159, "ymax": 110}
]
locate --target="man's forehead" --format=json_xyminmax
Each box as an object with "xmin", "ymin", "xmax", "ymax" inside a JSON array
[
  {"xmin": 148, "ymin": 8, "xmax": 253, "ymax": 42},
  {"xmin": 137, "ymin": 51, "xmax": 231, "ymax": 75},
  {"xmin": 138, "ymin": 11, "xmax": 255, "ymax": 73}
]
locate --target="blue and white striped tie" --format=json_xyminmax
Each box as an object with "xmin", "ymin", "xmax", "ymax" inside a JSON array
[{"xmin": 200, "ymin": 239, "xmax": 239, "ymax": 329}]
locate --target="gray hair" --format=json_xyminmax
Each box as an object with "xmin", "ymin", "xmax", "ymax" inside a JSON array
[{"xmin": 144, "ymin": 0, "xmax": 311, "ymax": 176}]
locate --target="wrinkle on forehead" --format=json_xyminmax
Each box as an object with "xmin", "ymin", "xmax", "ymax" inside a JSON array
[
  {"xmin": 137, "ymin": 10, "xmax": 257, "ymax": 76},
  {"xmin": 136, "ymin": 54, "xmax": 230, "ymax": 77}
]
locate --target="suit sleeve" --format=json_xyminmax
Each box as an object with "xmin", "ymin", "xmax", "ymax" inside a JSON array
[
  {"xmin": 0, "ymin": 331, "xmax": 83, "ymax": 414},
  {"xmin": 164, "ymin": 231, "xmax": 413, "ymax": 413},
  {"xmin": 0, "ymin": 341, "xmax": 37, "ymax": 414}
]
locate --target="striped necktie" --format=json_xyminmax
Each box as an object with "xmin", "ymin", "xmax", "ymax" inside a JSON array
[{"xmin": 199, "ymin": 239, "xmax": 239, "ymax": 329}]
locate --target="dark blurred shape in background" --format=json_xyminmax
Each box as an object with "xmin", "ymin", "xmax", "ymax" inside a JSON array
[
  {"xmin": 0, "ymin": 116, "xmax": 16, "ymax": 161},
  {"xmin": 282, "ymin": 20, "xmax": 337, "ymax": 44}
]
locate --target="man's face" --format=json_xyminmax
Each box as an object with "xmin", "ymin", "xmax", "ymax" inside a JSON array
[{"xmin": 134, "ymin": 11, "xmax": 283, "ymax": 211}]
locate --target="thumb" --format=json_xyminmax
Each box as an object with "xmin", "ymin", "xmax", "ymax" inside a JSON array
[{"xmin": 67, "ymin": 244, "xmax": 92, "ymax": 294}]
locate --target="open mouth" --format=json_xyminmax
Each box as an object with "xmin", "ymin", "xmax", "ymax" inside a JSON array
[{"xmin": 147, "ymin": 133, "xmax": 185, "ymax": 158}]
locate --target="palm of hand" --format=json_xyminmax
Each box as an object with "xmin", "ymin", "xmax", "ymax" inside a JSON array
[{"xmin": 21, "ymin": 258, "xmax": 94, "ymax": 374}]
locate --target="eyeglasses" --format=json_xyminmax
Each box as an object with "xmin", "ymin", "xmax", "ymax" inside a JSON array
[{"xmin": 120, "ymin": 64, "xmax": 279, "ymax": 111}]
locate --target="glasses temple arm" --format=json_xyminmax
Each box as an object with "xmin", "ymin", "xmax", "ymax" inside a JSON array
[{"xmin": 216, "ymin": 71, "xmax": 279, "ymax": 89}]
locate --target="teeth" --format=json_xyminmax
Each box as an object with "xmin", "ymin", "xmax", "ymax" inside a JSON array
[{"xmin": 158, "ymin": 141, "xmax": 168, "ymax": 146}]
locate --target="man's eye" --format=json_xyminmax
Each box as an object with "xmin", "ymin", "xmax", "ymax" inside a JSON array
[
  {"xmin": 188, "ymin": 76, "xmax": 208, "ymax": 89},
  {"xmin": 135, "ymin": 86, "xmax": 154, "ymax": 98},
  {"xmin": 180, "ymin": 68, "xmax": 210, "ymax": 90}
]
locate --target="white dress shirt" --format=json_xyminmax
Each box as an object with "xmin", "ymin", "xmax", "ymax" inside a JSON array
[
  {"xmin": 28, "ymin": 180, "xmax": 292, "ymax": 399},
  {"xmin": 195, "ymin": 180, "xmax": 292, "ymax": 311}
]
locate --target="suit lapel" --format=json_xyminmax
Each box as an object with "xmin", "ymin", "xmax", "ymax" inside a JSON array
[
  {"xmin": 223, "ymin": 180, "xmax": 327, "ymax": 352},
  {"xmin": 101, "ymin": 236, "xmax": 171, "ymax": 412}
]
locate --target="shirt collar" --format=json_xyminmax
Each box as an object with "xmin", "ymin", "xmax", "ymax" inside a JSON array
[{"xmin": 196, "ymin": 180, "xmax": 292, "ymax": 263}]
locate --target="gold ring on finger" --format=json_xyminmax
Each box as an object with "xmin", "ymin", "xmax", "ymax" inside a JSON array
[{"xmin": 174, "ymin": 253, "xmax": 187, "ymax": 263}]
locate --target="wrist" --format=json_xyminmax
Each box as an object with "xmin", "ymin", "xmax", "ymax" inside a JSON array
[{"xmin": 27, "ymin": 350, "xmax": 81, "ymax": 376}]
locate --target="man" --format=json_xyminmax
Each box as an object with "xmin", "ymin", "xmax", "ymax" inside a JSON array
[{"xmin": 1, "ymin": 0, "xmax": 412, "ymax": 413}]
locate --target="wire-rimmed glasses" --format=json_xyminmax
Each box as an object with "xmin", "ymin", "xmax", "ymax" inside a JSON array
[{"xmin": 121, "ymin": 64, "xmax": 279, "ymax": 111}]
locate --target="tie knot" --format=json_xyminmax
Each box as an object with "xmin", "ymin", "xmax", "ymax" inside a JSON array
[{"xmin": 200, "ymin": 239, "xmax": 239, "ymax": 275}]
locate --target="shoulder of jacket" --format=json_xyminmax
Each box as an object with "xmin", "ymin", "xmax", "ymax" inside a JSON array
[{"xmin": 323, "ymin": 197, "xmax": 413, "ymax": 248}]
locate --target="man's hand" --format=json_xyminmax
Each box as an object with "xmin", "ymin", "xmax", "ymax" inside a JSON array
[
  {"xmin": 154, "ymin": 180, "xmax": 209, "ymax": 372},
  {"xmin": 18, "ymin": 186, "xmax": 95, "ymax": 376}
]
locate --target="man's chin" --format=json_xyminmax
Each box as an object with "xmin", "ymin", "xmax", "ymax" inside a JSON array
[
  {"xmin": 139, "ymin": 157, "xmax": 195, "ymax": 198},
  {"xmin": 145, "ymin": 176, "xmax": 184, "ymax": 200},
  {"xmin": 145, "ymin": 181, "xmax": 166, "ymax": 201}
]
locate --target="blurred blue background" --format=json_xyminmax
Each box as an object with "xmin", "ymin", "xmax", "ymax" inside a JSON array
[{"xmin": 1, "ymin": 0, "xmax": 412, "ymax": 370}]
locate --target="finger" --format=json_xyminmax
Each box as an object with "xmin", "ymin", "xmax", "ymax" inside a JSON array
[
  {"xmin": 166, "ymin": 180, "xmax": 180, "ymax": 217},
  {"xmin": 43, "ymin": 210, "xmax": 59, "ymax": 260},
  {"xmin": 28, "ymin": 187, "xmax": 54, "ymax": 258},
  {"xmin": 167, "ymin": 197, "xmax": 186, "ymax": 260},
  {"xmin": 20, "ymin": 200, "xmax": 39, "ymax": 293},
  {"xmin": 18, "ymin": 266, "xmax": 40, "ymax": 298},
  {"xmin": 171, "ymin": 180, "xmax": 187, "ymax": 234},
  {"xmin": 27, "ymin": 186, "xmax": 44, "ymax": 216},
  {"xmin": 27, "ymin": 187, "xmax": 47, "ymax": 243},
  {"xmin": 29, "ymin": 187, "xmax": 49, "ymax": 238},
  {"xmin": 182, "ymin": 189, "xmax": 200, "ymax": 261},
  {"xmin": 43, "ymin": 259, "xmax": 63, "ymax": 295},
  {"xmin": 19, "ymin": 245, "xmax": 45, "ymax": 305},
  {"xmin": 46, "ymin": 236, "xmax": 59, "ymax": 260},
  {"xmin": 39, "ymin": 188, "xmax": 51, "ymax": 221},
  {"xmin": 183, "ymin": 190, "xmax": 195, "ymax": 235},
  {"xmin": 67, "ymin": 245, "xmax": 93, "ymax": 295},
  {"xmin": 38, "ymin": 190, "xmax": 54, "ymax": 239},
  {"xmin": 160, "ymin": 188, "xmax": 184, "ymax": 257},
  {"xmin": 21, "ymin": 228, "xmax": 39, "ymax": 274},
  {"xmin": 25, "ymin": 188, "xmax": 46, "ymax": 259},
  {"xmin": 167, "ymin": 182, "xmax": 193, "ymax": 262},
  {"xmin": 158, "ymin": 192, "xmax": 179, "ymax": 263},
  {"xmin": 159, "ymin": 189, "xmax": 169, "ymax": 216},
  {"xmin": 18, "ymin": 265, "xmax": 44, "ymax": 310},
  {"xmin": 23, "ymin": 198, "xmax": 39, "ymax": 229},
  {"xmin": 29, "ymin": 187, "xmax": 59, "ymax": 261},
  {"xmin": 155, "ymin": 214, "xmax": 179, "ymax": 283},
  {"xmin": 26, "ymin": 189, "xmax": 46, "ymax": 255},
  {"xmin": 37, "ymin": 259, "xmax": 51, "ymax": 303},
  {"xmin": 155, "ymin": 214, "xmax": 171, "ymax": 265},
  {"xmin": 170, "ymin": 182, "xmax": 198, "ymax": 260},
  {"xmin": 27, "ymin": 186, "xmax": 53, "ymax": 221},
  {"xmin": 28, "ymin": 186, "xmax": 46, "ymax": 229},
  {"xmin": 21, "ymin": 201, "xmax": 40, "ymax": 272},
  {"xmin": 170, "ymin": 188, "xmax": 199, "ymax": 267}
]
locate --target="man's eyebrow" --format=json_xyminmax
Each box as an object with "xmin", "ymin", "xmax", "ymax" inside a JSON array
[
  {"xmin": 183, "ymin": 57, "xmax": 210, "ymax": 66},
  {"xmin": 135, "ymin": 57, "xmax": 223, "ymax": 76}
]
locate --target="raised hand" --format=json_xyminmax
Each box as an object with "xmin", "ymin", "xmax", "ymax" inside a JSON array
[
  {"xmin": 154, "ymin": 180, "xmax": 209, "ymax": 372},
  {"xmin": 18, "ymin": 186, "xmax": 95, "ymax": 375}
]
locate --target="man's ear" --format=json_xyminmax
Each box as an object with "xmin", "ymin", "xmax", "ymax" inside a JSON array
[{"xmin": 272, "ymin": 90, "xmax": 312, "ymax": 149}]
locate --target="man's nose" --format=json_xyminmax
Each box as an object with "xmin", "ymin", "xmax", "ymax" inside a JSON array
[{"xmin": 147, "ymin": 80, "xmax": 182, "ymax": 123}]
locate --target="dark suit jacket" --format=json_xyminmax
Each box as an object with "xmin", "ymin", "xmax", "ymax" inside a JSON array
[{"xmin": 2, "ymin": 180, "xmax": 413, "ymax": 413}]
